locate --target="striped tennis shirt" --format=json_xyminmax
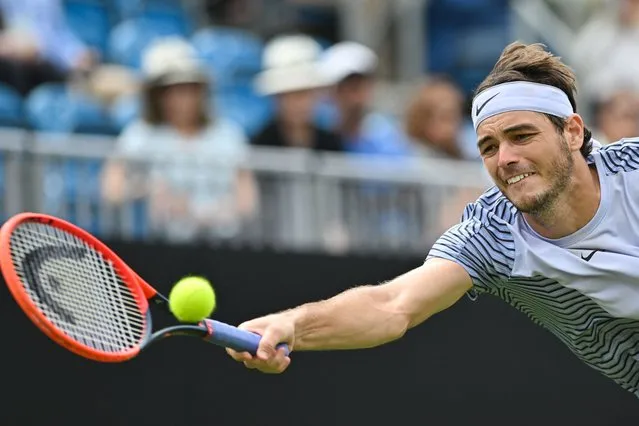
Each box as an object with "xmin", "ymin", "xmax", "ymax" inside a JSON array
[{"xmin": 427, "ymin": 138, "xmax": 639, "ymax": 397}]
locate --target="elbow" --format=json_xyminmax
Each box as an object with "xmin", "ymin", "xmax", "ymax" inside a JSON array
[
  {"xmin": 382, "ymin": 286, "xmax": 434, "ymax": 338},
  {"xmin": 377, "ymin": 289, "xmax": 413, "ymax": 344},
  {"xmin": 391, "ymin": 316, "xmax": 410, "ymax": 343},
  {"xmin": 374, "ymin": 313, "xmax": 410, "ymax": 348}
]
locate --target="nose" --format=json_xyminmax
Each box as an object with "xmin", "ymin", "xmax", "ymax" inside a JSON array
[{"xmin": 497, "ymin": 142, "xmax": 520, "ymax": 169}]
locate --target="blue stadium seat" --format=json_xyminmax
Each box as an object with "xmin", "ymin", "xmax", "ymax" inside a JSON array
[
  {"xmin": 426, "ymin": 0, "xmax": 511, "ymax": 95},
  {"xmin": 63, "ymin": 0, "xmax": 112, "ymax": 56},
  {"xmin": 191, "ymin": 27, "xmax": 264, "ymax": 89},
  {"xmin": 111, "ymin": 0, "xmax": 144, "ymax": 20},
  {"xmin": 139, "ymin": 2, "xmax": 192, "ymax": 36},
  {"xmin": 107, "ymin": 17, "xmax": 187, "ymax": 68},
  {"xmin": 112, "ymin": 0, "xmax": 191, "ymax": 32},
  {"xmin": 0, "ymin": 83, "xmax": 25, "ymax": 127},
  {"xmin": 25, "ymin": 83, "xmax": 115, "ymax": 134},
  {"xmin": 73, "ymin": 93, "xmax": 117, "ymax": 135},
  {"xmin": 214, "ymin": 86, "xmax": 274, "ymax": 137},
  {"xmin": 25, "ymin": 84, "xmax": 77, "ymax": 133},
  {"xmin": 110, "ymin": 94, "xmax": 141, "ymax": 131},
  {"xmin": 26, "ymin": 83, "xmax": 109, "ymax": 228}
]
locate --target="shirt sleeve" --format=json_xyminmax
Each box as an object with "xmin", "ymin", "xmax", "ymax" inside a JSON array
[
  {"xmin": 115, "ymin": 121, "xmax": 151, "ymax": 158},
  {"xmin": 426, "ymin": 204, "xmax": 516, "ymax": 297},
  {"xmin": 35, "ymin": 0, "xmax": 88, "ymax": 71},
  {"xmin": 217, "ymin": 118, "xmax": 250, "ymax": 167}
]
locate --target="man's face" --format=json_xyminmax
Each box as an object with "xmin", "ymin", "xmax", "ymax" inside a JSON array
[
  {"xmin": 597, "ymin": 92, "xmax": 639, "ymax": 143},
  {"xmin": 477, "ymin": 111, "xmax": 576, "ymax": 215},
  {"xmin": 160, "ymin": 83, "xmax": 205, "ymax": 126},
  {"xmin": 334, "ymin": 74, "xmax": 374, "ymax": 113},
  {"xmin": 277, "ymin": 89, "xmax": 318, "ymax": 124}
]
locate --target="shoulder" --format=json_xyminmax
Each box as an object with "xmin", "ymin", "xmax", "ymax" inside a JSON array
[
  {"xmin": 207, "ymin": 117, "xmax": 248, "ymax": 144},
  {"xmin": 119, "ymin": 119, "xmax": 154, "ymax": 138},
  {"xmin": 590, "ymin": 137, "xmax": 639, "ymax": 175},
  {"xmin": 251, "ymin": 120, "xmax": 281, "ymax": 147},
  {"xmin": 362, "ymin": 112, "xmax": 403, "ymax": 136},
  {"xmin": 116, "ymin": 119, "xmax": 158, "ymax": 153},
  {"xmin": 314, "ymin": 126, "xmax": 344, "ymax": 152},
  {"xmin": 441, "ymin": 185, "xmax": 518, "ymax": 254},
  {"xmin": 202, "ymin": 118, "xmax": 250, "ymax": 163},
  {"xmin": 426, "ymin": 186, "xmax": 517, "ymax": 293},
  {"xmin": 462, "ymin": 185, "xmax": 519, "ymax": 227}
]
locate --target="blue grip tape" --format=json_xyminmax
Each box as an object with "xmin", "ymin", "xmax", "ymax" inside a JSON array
[{"xmin": 203, "ymin": 319, "xmax": 290, "ymax": 356}]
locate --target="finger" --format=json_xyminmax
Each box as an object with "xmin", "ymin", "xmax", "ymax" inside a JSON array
[
  {"xmin": 226, "ymin": 348, "xmax": 253, "ymax": 362},
  {"xmin": 265, "ymin": 355, "xmax": 291, "ymax": 374},
  {"xmin": 237, "ymin": 319, "xmax": 262, "ymax": 331},
  {"xmin": 256, "ymin": 328, "xmax": 282, "ymax": 360},
  {"xmin": 276, "ymin": 346, "xmax": 291, "ymax": 358},
  {"xmin": 243, "ymin": 360, "xmax": 257, "ymax": 369},
  {"xmin": 262, "ymin": 348, "xmax": 289, "ymax": 371}
]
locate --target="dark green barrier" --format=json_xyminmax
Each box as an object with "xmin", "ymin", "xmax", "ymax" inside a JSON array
[{"xmin": 1, "ymin": 242, "xmax": 637, "ymax": 425}]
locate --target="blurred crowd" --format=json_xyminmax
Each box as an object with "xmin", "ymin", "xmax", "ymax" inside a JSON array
[{"xmin": 1, "ymin": 0, "xmax": 639, "ymax": 248}]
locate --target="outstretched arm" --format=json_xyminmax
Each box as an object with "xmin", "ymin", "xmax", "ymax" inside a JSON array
[
  {"xmin": 227, "ymin": 257, "xmax": 473, "ymax": 372},
  {"xmin": 291, "ymin": 258, "xmax": 472, "ymax": 350}
]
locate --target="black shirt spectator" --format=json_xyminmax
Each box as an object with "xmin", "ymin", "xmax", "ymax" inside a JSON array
[{"xmin": 252, "ymin": 118, "xmax": 343, "ymax": 152}]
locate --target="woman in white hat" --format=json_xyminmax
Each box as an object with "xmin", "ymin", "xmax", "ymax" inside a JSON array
[
  {"xmin": 101, "ymin": 37, "xmax": 257, "ymax": 242},
  {"xmin": 251, "ymin": 34, "xmax": 343, "ymax": 152}
]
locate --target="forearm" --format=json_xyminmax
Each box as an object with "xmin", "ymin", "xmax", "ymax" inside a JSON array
[
  {"xmin": 284, "ymin": 260, "xmax": 472, "ymax": 352},
  {"xmin": 288, "ymin": 284, "xmax": 410, "ymax": 351}
]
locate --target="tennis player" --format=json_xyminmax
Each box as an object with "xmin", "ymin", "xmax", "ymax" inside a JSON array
[{"xmin": 226, "ymin": 42, "xmax": 639, "ymax": 398}]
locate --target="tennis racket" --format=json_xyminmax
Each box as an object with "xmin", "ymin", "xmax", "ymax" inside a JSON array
[{"xmin": 0, "ymin": 212, "xmax": 289, "ymax": 363}]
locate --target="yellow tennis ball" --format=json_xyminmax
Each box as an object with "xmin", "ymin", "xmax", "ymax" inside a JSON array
[{"xmin": 168, "ymin": 276, "xmax": 216, "ymax": 323}]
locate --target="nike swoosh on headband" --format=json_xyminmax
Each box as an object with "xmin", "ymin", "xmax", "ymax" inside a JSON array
[{"xmin": 475, "ymin": 92, "xmax": 500, "ymax": 116}]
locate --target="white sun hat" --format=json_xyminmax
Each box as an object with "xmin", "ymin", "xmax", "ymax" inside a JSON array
[
  {"xmin": 318, "ymin": 41, "xmax": 378, "ymax": 85},
  {"xmin": 254, "ymin": 34, "xmax": 329, "ymax": 96},
  {"xmin": 141, "ymin": 36, "xmax": 208, "ymax": 87}
]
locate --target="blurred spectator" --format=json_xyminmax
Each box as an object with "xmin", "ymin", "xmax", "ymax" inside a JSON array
[
  {"xmin": 82, "ymin": 63, "xmax": 140, "ymax": 109},
  {"xmin": 572, "ymin": 0, "xmax": 639, "ymax": 102},
  {"xmin": 317, "ymin": 41, "xmax": 414, "ymax": 157},
  {"xmin": 252, "ymin": 34, "xmax": 343, "ymax": 152},
  {"xmin": 405, "ymin": 75, "xmax": 477, "ymax": 160},
  {"xmin": 404, "ymin": 76, "xmax": 487, "ymax": 241},
  {"xmin": 592, "ymin": 89, "xmax": 639, "ymax": 144},
  {"xmin": 0, "ymin": 0, "xmax": 97, "ymax": 95},
  {"xmin": 101, "ymin": 37, "xmax": 258, "ymax": 242}
]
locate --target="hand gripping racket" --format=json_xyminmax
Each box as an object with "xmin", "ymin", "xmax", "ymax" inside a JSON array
[{"xmin": 0, "ymin": 212, "xmax": 289, "ymax": 363}]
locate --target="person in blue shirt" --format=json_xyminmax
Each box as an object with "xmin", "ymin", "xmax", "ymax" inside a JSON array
[
  {"xmin": 316, "ymin": 41, "xmax": 414, "ymax": 157},
  {"xmin": 0, "ymin": 0, "xmax": 95, "ymax": 95}
]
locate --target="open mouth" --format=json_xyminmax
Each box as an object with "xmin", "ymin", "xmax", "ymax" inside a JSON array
[{"xmin": 506, "ymin": 172, "xmax": 534, "ymax": 185}]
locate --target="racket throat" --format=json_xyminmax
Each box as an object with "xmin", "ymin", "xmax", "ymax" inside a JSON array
[{"xmin": 146, "ymin": 324, "xmax": 210, "ymax": 347}]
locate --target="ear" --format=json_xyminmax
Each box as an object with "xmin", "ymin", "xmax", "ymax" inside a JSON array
[{"xmin": 564, "ymin": 114, "xmax": 585, "ymax": 152}]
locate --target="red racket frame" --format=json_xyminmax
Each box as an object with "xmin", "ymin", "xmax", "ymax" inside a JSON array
[{"xmin": 0, "ymin": 212, "xmax": 157, "ymax": 362}]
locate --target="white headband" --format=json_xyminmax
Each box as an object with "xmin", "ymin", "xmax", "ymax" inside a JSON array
[{"xmin": 471, "ymin": 81, "xmax": 573, "ymax": 130}]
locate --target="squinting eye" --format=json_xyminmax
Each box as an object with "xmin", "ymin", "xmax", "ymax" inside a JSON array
[
  {"xmin": 481, "ymin": 145, "xmax": 497, "ymax": 156},
  {"xmin": 514, "ymin": 134, "xmax": 531, "ymax": 141}
]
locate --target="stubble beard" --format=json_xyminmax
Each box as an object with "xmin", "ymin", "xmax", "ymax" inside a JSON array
[{"xmin": 509, "ymin": 137, "xmax": 574, "ymax": 219}]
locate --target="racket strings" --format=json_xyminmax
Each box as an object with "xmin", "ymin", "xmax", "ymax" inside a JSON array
[{"xmin": 9, "ymin": 222, "xmax": 146, "ymax": 353}]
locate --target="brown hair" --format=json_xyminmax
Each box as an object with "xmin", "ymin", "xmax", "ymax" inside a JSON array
[
  {"xmin": 475, "ymin": 42, "xmax": 593, "ymax": 158},
  {"xmin": 405, "ymin": 75, "xmax": 463, "ymax": 141},
  {"xmin": 142, "ymin": 81, "xmax": 210, "ymax": 127}
]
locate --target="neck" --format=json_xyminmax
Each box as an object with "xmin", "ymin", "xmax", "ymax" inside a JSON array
[
  {"xmin": 173, "ymin": 122, "xmax": 200, "ymax": 137},
  {"xmin": 524, "ymin": 162, "xmax": 601, "ymax": 239},
  {"xmin": 280, "ymin": 118, "xmax": 313, "ymax": 148},
  {"xmin": 338, "ymin": 106, "xmax": 364, "ymax": 137},
  {"xmin": 435, "ymin": 139, "xmax": 462, "ymax": 159}
]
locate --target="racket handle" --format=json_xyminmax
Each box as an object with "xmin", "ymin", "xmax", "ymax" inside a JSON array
[{"xmin": 203, "ymin": 319, "xmax": 290, "ymax": 356}]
